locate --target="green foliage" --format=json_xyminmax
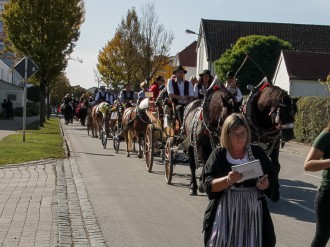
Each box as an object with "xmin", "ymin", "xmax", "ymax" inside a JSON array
[
  {"xmin": 27, "ymin": 86, "xmax": 40, "ymax": 102},
  {"xmin": 97, "ymin": 3, "xmax": 173, "ymax": 89},
  {"xmin": 294, "ymin": 97, "xmax": 330, "ymax": 143},
  {"xmin": 214, "ymin": 35, "xmax": 292, "ymax": 94},
  {"xmin": 14, "ymin": 102, "xmax": 39, "ymax": 117},
  {"xmin": 3, "ymin": 0, "xmax": 85, "ymax": 125},
  {"xmin": 97, "ymin": 8, "xmax": 142, "ymax": 89}
]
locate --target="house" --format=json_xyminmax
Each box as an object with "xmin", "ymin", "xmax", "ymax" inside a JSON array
[
  {"xmin": 196, "ymin": 19, "xmax": 330, "ymax": 76},
  {"xmin": 273, "ymin": 50, "xmax": 330, "ymax": 97},
  {"xmin": 0, "ymin": 80, "xmax": 24, "ymax": 114},
  {"xmin": 172, "ymin": 41, "xmax": 197, "ymax": 80}
]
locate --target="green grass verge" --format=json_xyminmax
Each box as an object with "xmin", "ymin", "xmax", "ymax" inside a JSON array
[{"xmin": 0, "ymin": 118, "xmax": 65, "ymax": 165}]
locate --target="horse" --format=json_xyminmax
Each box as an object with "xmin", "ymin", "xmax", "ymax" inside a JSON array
[
  {"xmin": 91, "ymin": 102, "xmax": 110, "ymax": 138},
  {"xmin": 242, "ymin": 79, "xmax": 298, "ymax": 202},
  {"xmin": 122, "ymin": 99, "xmax": 149, "ymax": 158},
  {"xmin": 109, "ymin": 100, "xmax": 125, "ymax": 138},
  {"xmin": 183, "ymin": 85, "xmax": 235, "ymax": 195}
]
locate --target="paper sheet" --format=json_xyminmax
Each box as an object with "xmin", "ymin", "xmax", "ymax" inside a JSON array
[{"xmin": 231, "ymin": 159, "xmax": 264, "ymax": 183}]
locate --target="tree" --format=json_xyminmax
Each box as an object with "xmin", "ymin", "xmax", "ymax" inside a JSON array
[
  {"xmin": 49, "ymin": 72, "xmax": 71, "ymax": 108},
  {"xmin": 97, "ymin": 8, "xmax": 142, "ymax": 90},
  {"xmin": 214, "ymin": 35, "xmax": 292, "ymax": 94},
  {"xmin": 138, "ymin": 2, "xmax": 174, "ymax": 82},
  {"xmin": 3, "ymin": 0, "xmax": 85, "ymax": 126}
]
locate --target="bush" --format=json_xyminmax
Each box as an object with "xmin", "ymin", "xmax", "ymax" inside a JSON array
[
  {"xmin": 294, "ymin": 96, "xmax": 330, "ymax": 144},
  {"xmin": 13, "ymin": 102, "xmax": 39, "ymax": 117}
]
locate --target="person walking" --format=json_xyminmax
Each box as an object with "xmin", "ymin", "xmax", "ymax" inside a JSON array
[
  {"xmin": 6, "ymin": 98, "xmax": 14, "ymax": 120},
  {"xmin": 304, "ymin": 121, "xmax": 330, "ymax": 247},
  {"xmin": 202, "ymin": 113, "xmax": 276, "ymax": 247}
]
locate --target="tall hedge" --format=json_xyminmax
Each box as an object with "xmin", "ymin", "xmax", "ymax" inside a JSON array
[{"xmin": 294, "ymin": 96, "xmax": 330, "ymax": 144}]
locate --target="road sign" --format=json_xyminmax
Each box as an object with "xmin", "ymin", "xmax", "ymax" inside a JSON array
[{"xmin": 14, "ymin": 57, "xmax": 38, "ymax": 79}]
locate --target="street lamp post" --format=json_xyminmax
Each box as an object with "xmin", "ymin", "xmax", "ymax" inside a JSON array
[{"xmin": 185, "ymin": 29, "xmax": 212, "ymax": 73}]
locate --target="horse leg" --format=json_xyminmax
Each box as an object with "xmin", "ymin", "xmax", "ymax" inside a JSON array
[
  {"xmin": 197, "ymin": 135, "xmax": 213, "ymax": 193},
  {"xmin": 126, "ymin": 130, "xmax": 131, "ymax": 157},
  {"xmin": 188, "ymin": 146, "xmax": 197, "ymax": 196},
  {"xmin": 269, "ymin": 146, "xmax": 281, "ymax": 202}
]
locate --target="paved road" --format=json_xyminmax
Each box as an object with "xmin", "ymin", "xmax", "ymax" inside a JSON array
[{"xmin": 61, "ymin": 119, "xmax": 330, "ymax": 247}]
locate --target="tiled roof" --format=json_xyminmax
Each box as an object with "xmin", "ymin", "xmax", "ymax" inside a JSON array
[
  {"xmin": 202, "ymin": 19, "xmax": 330, "ymax": 61},
  {"xmin": 178, "ymin": 41, "xmax": 197, "ymax": 67},
  {"xmin": 282, "ymin": 50, "xmax": 330, "ymax": 81}
]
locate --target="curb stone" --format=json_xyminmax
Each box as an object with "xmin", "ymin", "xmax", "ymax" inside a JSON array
[{"xmin": 59, "ymin": 119, "xmax": 107, "ymax": 247}]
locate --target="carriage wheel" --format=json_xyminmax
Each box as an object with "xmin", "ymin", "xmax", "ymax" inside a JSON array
[
  {"xmin": 113, "ymin": 136, "xmax": 120, "ymax": 153},
  {"xmin": 113, "ymin": 126, "xmax": 121, "ymax": 153},
  {"xmin": 164, "ymin": 137, "xmax": 174, "ymax": 184},
  {"xmin": 101, "ymin": 130, "xmax": 107, "ymax": 149},
  {"xmin": 145, "ymin": 124, "xmax": 154, "ymax": 172}
]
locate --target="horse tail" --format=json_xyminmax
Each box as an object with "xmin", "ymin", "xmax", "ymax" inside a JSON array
[{"xmin": 128, "ymin": 129, "xmax": 133, "ymax": 151}]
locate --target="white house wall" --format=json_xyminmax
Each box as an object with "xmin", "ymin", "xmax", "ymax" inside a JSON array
[
  {"xmin": 185, "ymin": 66, "xmax": 197, "ymax": 81},
  {"xmin": 291, "ymin": 80, "xmax": 329, "ymax": 97},
  {"xmin": 272, "ymin": 54, "xmax": 291, "ymax": 93},
  {"xmin": 0, "ymin": 60, "xmax": 12, "ymax": 83},
  {"xmin": 0, "ymin": 81, "xmax": 23, "ymax": 109},
  {"xmin": 196, "ymin": 38, "xmax": 209, "ymax": 76}
]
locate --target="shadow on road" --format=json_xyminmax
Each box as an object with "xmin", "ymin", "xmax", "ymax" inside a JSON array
[
  {"xmin": 269, "ymin": 178, "xmax": 317, "ymax": 223},
  {"xmin": 72, "ymin": 151, "xmax": 115, "ymax": 157}
]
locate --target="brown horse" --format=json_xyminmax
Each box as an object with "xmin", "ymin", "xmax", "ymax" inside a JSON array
[
  {"xmin": 243, "ymin": 79, "xmax": 298, "ymax": 202},
  {"xmin": 91, "ymin": 102, "xmax": 110, "ymax": 138},
  {"xmin": 122, "ymin": 101, "xmax": 149, "ymax": 158},
  {"xmin": 184, "ymin": 85, "xmax": 235, "ymax": 195}
]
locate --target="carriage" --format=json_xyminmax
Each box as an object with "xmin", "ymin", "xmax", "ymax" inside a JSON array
[
  {"xmin": 143, "ymin": 92, "xmax": 179, "ymax": 173},
  {"xmin": 111, "ymin": 102, "xmax": 125, "ymax": 153}
]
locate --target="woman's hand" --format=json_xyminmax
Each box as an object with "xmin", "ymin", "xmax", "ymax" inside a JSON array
[
  {"xmin": 256, "ymin": 174, "xmax": 269, "ymax": 190},
  {"xmin": 227, "ymin": 171, "xmax": 243, "ymax": 184}
]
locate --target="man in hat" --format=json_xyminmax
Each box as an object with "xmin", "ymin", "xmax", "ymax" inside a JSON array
[
  {"xmin": 95, "ymin": 85, "xmax": 110, "ymax": 104},
  {"xmin": 119, "ymin": 82, "xmax": 137, "ymax": 105},
  {"xmin": 194, "ymin": 69, "xmax": 213, "ymax": 99},
  {"xmin": 225, "ymin": 71, "xmax": 243, "ymax": 112},
  {"xmin": 150, "ymin": 75, "xmax": 165, "ymax": 99},
  {"xmin": 167, "ymin": 65, "xmax": 194, "ymax": 126}
]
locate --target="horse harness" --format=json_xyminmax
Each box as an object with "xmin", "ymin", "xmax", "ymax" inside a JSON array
[{"xmin": 242, "ymin": 82, "xmax": 293, "ymax": 155}]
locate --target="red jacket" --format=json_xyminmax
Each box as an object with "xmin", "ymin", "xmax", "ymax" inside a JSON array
[{"xmin": 150, "ymin": 83, "xmax": 160, "ymax": 98}]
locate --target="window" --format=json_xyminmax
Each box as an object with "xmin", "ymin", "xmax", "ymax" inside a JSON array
[{"xmin": 6, "ymin": 94, "xmax": 17, "ymax": 101}]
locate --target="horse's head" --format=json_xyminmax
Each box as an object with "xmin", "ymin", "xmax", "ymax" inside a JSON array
[
  {"xmin": 257, "ymin": 85, "xmax": 297, "ymax": 142},
  {"xmin": 204, "ymin": 87, "xmax": 234, "ymax": 133}
]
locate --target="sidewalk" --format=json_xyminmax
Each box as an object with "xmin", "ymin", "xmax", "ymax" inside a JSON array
[
  {"xmin": 0, "ymin": 116, "xmax": 39, "ymax": 140},
  {"xmin": 0, "ymin": 117, "xmax": 106, "ymax": 246}
]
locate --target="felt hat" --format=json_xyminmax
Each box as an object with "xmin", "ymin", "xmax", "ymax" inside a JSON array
[
  {"xmin": 199, "ymin": 69, "xmax": 211, "ymax": 77},
  {"xmin": 226, "ymin": 71, "xmax": 235, "ymax": 79},
  {"xmin": 173, "ymin": 65, "xmax": 187, "ymax": 74}
]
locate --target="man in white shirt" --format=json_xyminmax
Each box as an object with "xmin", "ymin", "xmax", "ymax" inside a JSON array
[
  {"xmin": 167, "ymin": 65, "xmax": 194, "ymax": 126},
  {"xmin": 95, "ymin": 85, "xmax": 111, "ymax": 104}
]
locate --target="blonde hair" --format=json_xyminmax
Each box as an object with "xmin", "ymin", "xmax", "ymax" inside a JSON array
[{"xmin": 220, "ymin": 113, "xmax": 251, "ymax": 150}]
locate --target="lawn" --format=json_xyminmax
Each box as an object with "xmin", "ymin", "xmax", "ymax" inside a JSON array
[{"xmin": 0, "ymin": 118, "xmax": 65, "ymax": 165}]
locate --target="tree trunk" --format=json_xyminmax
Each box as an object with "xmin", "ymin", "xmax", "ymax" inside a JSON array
[
  {"xmin": 39, "ymin": 78, "xmax": 46, "ymax": 127},
  {"xmin": 46, "ymin": 85, "xmax": 50, "ymax": 120}
]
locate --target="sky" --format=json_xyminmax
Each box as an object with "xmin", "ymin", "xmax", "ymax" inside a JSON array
[{"xmin": 65, "ymin": 0, "xmax": 330, "ymax": 89}]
